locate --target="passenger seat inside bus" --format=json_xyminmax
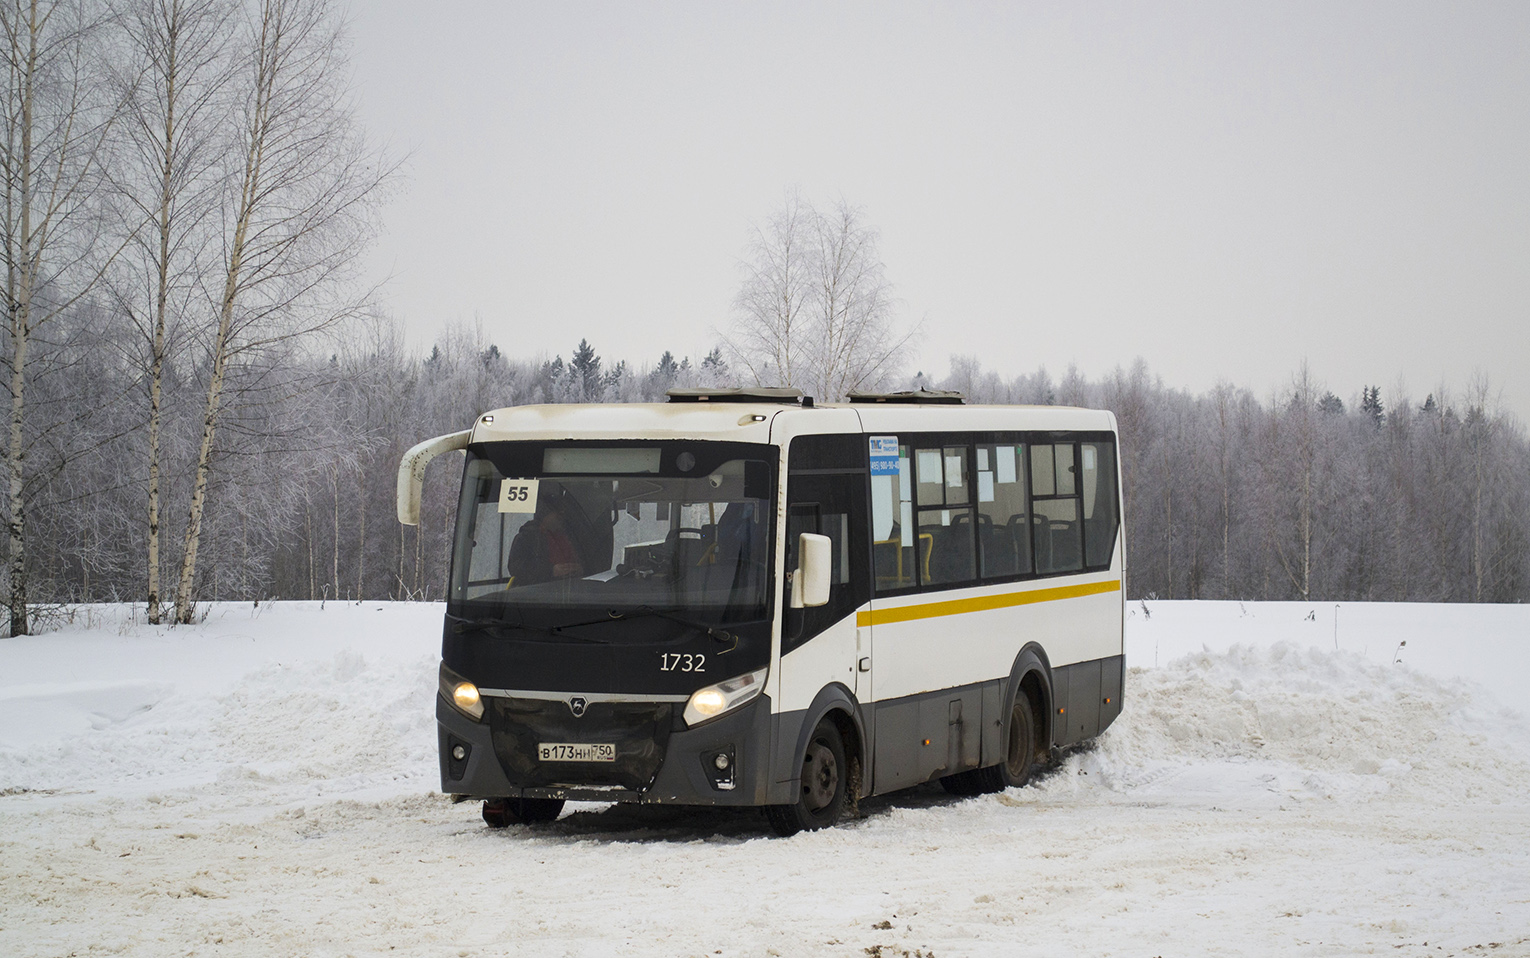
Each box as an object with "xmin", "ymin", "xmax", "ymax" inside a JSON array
[
  {"xmin": 1034, "ymin": 517, "xmax": 1081, "ymax": 574},
  {"xmin": 926, "ymin": 517, "xmax": 976, "ymax": 584}
]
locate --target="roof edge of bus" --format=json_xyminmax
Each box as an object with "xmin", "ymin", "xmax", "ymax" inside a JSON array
[{"xmin": 471, "ymin": 400, "xmax": 1108, "ymax": 415}]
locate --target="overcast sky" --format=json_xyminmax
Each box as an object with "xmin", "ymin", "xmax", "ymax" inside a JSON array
[{"xmin": 346, "ymin": 1, "xmax": 1530, "ymax": 419}]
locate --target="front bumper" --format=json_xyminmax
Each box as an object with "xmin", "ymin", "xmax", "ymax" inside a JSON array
[{"xmin": 436, "ymin": 691, "xmax": 773, "ymax": 806}]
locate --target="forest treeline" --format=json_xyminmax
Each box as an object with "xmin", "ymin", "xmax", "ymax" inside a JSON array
[
  {"xmin": 931, "ymin": 357, "xmax": 1529, "ymax": 605},
  {"xmin": 11, "ymin": 313, "xmax": 1529, "ymax": 624},
  {"xmin": 4, "ymin": 2, "xmax": 1526, "ymax": 635}
]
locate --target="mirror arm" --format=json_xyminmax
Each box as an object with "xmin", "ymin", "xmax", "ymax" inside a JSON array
[{"xmin": 396, "ymin": 429, "xmax": 473, "ymax": 525}]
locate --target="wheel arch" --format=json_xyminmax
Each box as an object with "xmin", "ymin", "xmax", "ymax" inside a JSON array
[
  {"xmin": 1005, "ymin": 642, "xmax": 1054, "ymax": 757},
  {"xmin": 786, "ymin": 682, "xmax": 868, "ymax": 800}
]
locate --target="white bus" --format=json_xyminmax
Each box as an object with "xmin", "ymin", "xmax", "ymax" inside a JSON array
[{"xmin": 397, "ymin": 388, "xmax": 1124, "ymax": 835}]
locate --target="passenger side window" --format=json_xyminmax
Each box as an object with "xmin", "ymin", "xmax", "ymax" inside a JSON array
[
  {"xmin": 1081, "ymin": 442, "xmax": 1119, "ymax": 569},
  {"xmin": 914, "ymin": 445, "xmax": 975, "ymax": 586},
  {"xmin": 1031, "ymin": 443, "xmax": 1084, "ymax": 575},
  {"xmin": 871, "ymin": 431, "xmax": 1113, "ymax": 591},
  {"xmin": 976, "ymin": 444, "xmax": 1032, "ymax": 578}
]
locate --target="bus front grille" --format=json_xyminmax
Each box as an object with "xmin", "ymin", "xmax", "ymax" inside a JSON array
[{"xmin": 487, "ymin": 697, "xmax": 674, "ymax": 792}]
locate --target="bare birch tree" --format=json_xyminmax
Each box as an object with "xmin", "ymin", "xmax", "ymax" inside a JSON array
[
  {"xmin": 1270, "ymin": 364, "xmax": 1320, "ymax": 601},
  {"xmin": 728, "ymin": 193, "xmax": 915, "ymax": 399},
  {"xmin": 806, "ymin": 198, "xmax": 911, "ymax": 399},
  {"xmin": 1, "ymin": 0, "xmax": 121, "ymax": 635},
  {"xmin": 108, "ymin": 0, "xmax": 236, "ymax": 623},
  {"xmin": 171, "ymin": 0, "xmax": 389, "ymax": 624},
  {"xmin": 1462, "ymin": 374, "xmax": 1504, "ymax": 602},
  {"xmin": 728, "ymin": 190, "xmax": 812, "ymax": 389},
  {"xmin": 1210, "ymin": 381, "xmax": 1239, "ymax": 595}
]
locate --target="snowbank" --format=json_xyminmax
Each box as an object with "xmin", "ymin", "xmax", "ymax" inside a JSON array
[{"xmin": 1125, "ymin": 599, "xmax": 1530, "ymax": 707}]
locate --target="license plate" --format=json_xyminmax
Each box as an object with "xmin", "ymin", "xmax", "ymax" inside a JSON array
[{"xmin": 538, "ymin": 743, "xmax": 616, "ymax": 762}]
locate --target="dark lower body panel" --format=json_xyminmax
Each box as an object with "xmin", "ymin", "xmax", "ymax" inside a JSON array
[
  {"xmin": 437, "ymin": 692, "xmax": 774, "ymax": 806},
  {"xmin": 864, "ymin": 654, "xmax": 1125, "ymax": 796},
  {"xmin": 437, "ymin": 653, "xmax": 1124, "ymax": 808},
  {"xmin": 1050, "ymin": 654, "xmax": 1125, "ymax": 748}
]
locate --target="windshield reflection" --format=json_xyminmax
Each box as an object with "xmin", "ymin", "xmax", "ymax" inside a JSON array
[{"xmin": 449, "ymin": 445, "xmax": 773, "ymax": 623}]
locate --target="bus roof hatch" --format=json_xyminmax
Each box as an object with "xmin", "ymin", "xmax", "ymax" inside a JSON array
[
  {"xmin": 845, "ymin": 388, "xmax": 966, "ymax": 405},
  {"xmin": 666, "ymin": 387, "xmax": 808, "ymax": 404}
]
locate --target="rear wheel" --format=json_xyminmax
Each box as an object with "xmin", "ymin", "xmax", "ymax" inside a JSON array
[
  {"xmin": 961, "ymin": 687, "xmax": 1039, "ymax": 794},
  {"xmin": 998, "ymin": 689, "xmax": 1038, "ymax": 787},
  {"xmin": 482, "ymin": 796, "xmax": 566, "ymax": 828},
  {"xmin": 765, "ymin": 718, "xmax": 847, "ymax": 836}
]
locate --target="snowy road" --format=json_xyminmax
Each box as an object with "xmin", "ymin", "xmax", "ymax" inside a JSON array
[{"xmin": 3, "ymin": 602, "xmax": 1529, "ymax": 957}]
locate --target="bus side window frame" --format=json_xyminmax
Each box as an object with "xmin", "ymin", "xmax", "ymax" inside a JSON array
[
  {"xmin": 866, "ymin": 428, "xmax": 1119, "ymax": 596},
  {"xmin": 1081, "ymin": 439, "xmax": 1120, "ymax": 570},
  {"xmin": 975, "ymin": 441, "xmax": 1031, "ymax": 581}
]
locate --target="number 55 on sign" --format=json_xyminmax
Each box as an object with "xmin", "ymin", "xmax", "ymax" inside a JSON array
[{"xmin": 498, "ymin": 478, "xmax": 539, "ymax": 513}]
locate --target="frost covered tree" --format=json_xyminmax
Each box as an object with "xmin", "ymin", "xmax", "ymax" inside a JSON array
[
  {"xmin": 108, "ymin": 0, "xmax": 239, "ymax": 624},
  {"xmin": 728, "ymin": 191, "xmax": 811, "ymax": 390},
  {"xmin": 1, "ymin": 0, "xmax": 123, "ymax": 634},
  {"xmin": 567, "ymin": 338, "xmax": 600, "ymax": 399},
  {"xmin": 647, "ymin": 350, "xmax": 681, "ymax": 395},
  {"xmin": 171, "ymin": 0, "xmax": 392, "ymax": 624},
  {"xmin": 728, "ymin": 192, "xmax": 915, "ymax": 399},
  {"xmin": 805, "ymin": 199, "xmax": 912, "ymax": 399},
  {"xmin": 1360, "ymin": 386, "xmax": 1384, "ymax": 429}
]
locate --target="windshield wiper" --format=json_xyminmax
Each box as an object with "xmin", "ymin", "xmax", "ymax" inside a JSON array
[
  {"xmin": 554, "ymin": 606, "xmax": 739, "ymax": 652},
  {"xmin": 452, "ymin": 615, "xmax": 610, "ymax": 645}
]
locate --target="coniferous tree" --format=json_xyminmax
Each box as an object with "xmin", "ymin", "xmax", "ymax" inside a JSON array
[
  {"xmin": 569, "ymin": 339, "xmax": 601, "ymax": 401},
  {"xmin": 1361, "ymin": 386, "xmax": 1384, "ymax": 429}
]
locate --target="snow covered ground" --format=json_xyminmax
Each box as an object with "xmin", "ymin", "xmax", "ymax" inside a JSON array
[{"xmin": 2, "ymin": 600, "xmax": 1528, "ymax": 957}]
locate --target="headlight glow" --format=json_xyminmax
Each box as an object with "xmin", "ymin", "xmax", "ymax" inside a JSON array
[
  {"xmin": 439, "ymin": 662, "xmax": 485, "ymax": 721},
  {"xmin": 689, "ymin": 689, "xmax": 727, "ymax": 717},
  {"xmin": 683, "ymin": 668, "xmax": 767, "ymax": 727},
  {"xmin": 453, "ymin": 682, "xmax": 481, "ymax": 712}
]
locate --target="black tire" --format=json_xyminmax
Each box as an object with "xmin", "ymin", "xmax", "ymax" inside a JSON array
[
  {"xmin": 765, "ymin": 718, "xmax": 848, "ymax": 836},
  {"xmin": 482, "ymin": 796, "xmax": 566, "ymax": 828},
  {"xmin": 968, "ymin": 687, "xmax": 1039, "ymax": 793}
]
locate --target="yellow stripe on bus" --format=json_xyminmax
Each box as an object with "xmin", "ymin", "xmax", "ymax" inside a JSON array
[{"xmin": 855, "ymin": 578, "xmax": 1122, "ymax": 628}]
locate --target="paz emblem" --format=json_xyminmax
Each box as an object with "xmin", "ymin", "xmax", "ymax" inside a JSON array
[{"xmin": 567, "ymin": 696, "xmax": 588, "ymax": 718}]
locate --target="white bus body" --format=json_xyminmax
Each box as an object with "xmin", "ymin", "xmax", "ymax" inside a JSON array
[{"xmin": 402, "ymin": 391, "xmax": 1123, "ymax": 834}]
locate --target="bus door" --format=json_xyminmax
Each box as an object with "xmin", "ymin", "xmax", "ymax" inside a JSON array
[{"xmin": 781, "ymin": 467, "xmax": 870, "ymax": 701}]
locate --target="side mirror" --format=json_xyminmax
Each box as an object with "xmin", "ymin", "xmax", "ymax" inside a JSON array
[
  {"xmin": 790, "ymin": 533, "xmax": 832, "ymax": 608},
  {"xmin": 396, "ymin": 429, "xmax": 472, "ymax": 525}
]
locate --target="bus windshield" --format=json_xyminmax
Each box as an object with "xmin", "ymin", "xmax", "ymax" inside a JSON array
[{"xmin": 448, "ymin": 441, "xmax": 775, "ymax": 621}]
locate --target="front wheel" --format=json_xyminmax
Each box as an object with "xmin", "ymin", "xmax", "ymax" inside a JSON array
[
  {"xmin": 482, "ymin": 796, "xmax": 566, "ymax": 828},
  {"xmin": 765, "ymin": 718, "xmax": 847, "ymax": 836}
]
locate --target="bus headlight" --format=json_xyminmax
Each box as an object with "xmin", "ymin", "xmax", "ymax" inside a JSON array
[
  {"xmin": 439, "ymin": 662, "xmax": 485, "ymax": 721},
  {"xmin": 684, "ymin": 668, "xmax": 767, "ymax": 728},
  {"xmin": 453, "ymin": 682, "xmax": 482, "ymax": 713}
]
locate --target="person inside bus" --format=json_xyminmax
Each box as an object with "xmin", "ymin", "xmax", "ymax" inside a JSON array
[{"xmin": 506, "ymin": 492, "xmax": 585, "ymax": 585}]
